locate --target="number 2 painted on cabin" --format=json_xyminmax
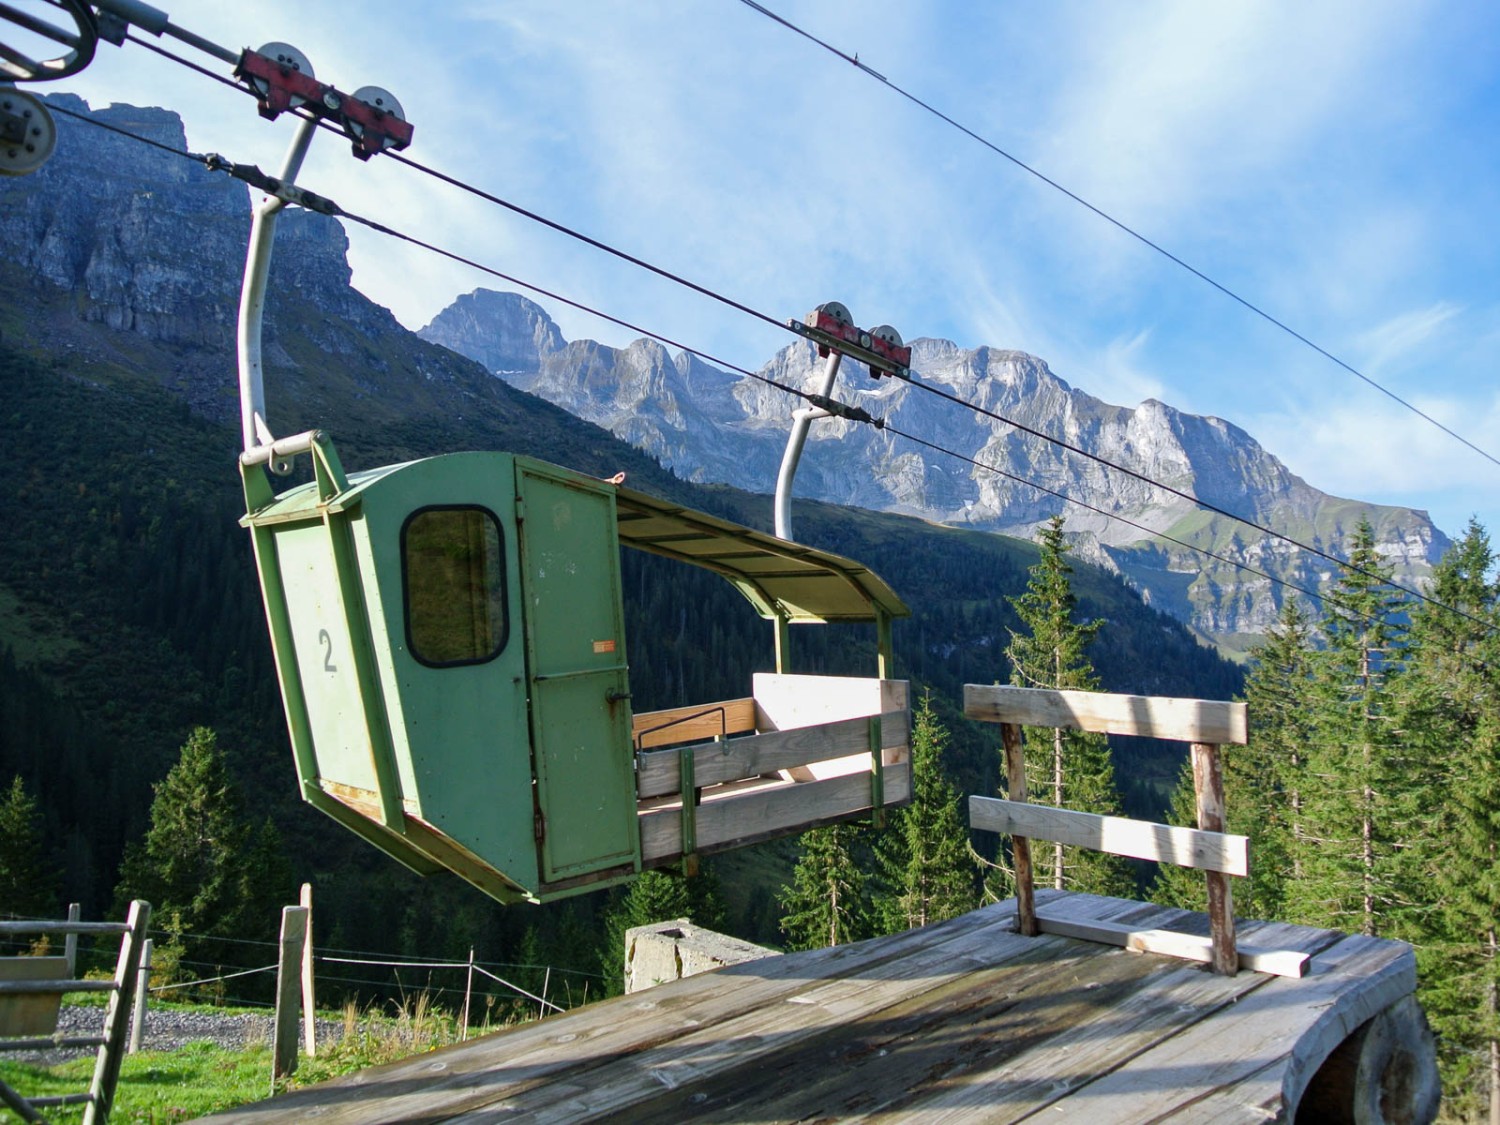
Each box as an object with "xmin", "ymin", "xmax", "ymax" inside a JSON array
[{"xmin": 318, "ymin": 628, "xmax": 337, "ymax": 673}]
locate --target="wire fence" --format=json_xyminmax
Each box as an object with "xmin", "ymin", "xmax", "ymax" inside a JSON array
[{"xmin": 0, "ymin": 909, "xmax": 603, "ymax": 1020}]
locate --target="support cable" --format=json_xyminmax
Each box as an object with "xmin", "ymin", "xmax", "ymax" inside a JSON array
[
  {"xmin": 46, "ymin": 102, "xmax": 1495, "ymax": 637},
  {"xmin": 732, "ymin": 0, "xmax": 1500, "ymax": 473}
]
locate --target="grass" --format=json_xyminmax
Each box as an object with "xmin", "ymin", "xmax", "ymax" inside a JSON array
[
  {"xmin": 287, "ymin": 993, "xmax": 467, "ymax": 1088},
  {"xmin": 0, "ymin": 991, "xmax": 513, "ymax": 1120},
  {"xmin": 0, "ymin": 1041, "xmax": 272, "ymax": 1123}
]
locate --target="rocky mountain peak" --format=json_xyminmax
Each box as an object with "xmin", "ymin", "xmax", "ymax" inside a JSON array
[
  {"xmin": 418, "ymin": 288, "xmax": 564, "ymax": 374},
  {"xmin": 418, "ymin": 287, "xmax": 1450, "ymax": 650}
]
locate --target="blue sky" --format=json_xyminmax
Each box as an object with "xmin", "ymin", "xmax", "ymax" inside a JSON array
[{"xmin": 48, "ymin": 0, "xmax": 1500, "ymax": 545}]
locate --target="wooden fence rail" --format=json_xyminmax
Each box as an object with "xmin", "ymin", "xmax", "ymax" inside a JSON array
[{"xmin": 961, "ymin": 685, "xmax": 1301, "ymax": 977}]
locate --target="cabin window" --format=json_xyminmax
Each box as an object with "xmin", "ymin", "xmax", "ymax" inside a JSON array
[{"xmin": 402, "ymin": 506, "xmax": 508, "ymax": 667}]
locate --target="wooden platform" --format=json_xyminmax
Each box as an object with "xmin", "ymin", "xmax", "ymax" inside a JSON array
[{"xmin": 198, "ymin": 891, "xmax": 1422, "ymax": 1123}]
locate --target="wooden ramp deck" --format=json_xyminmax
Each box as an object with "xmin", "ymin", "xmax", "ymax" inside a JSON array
[{"xmin": 199, "ymin": 890, "xmax": 1431, "ymax": 1124}]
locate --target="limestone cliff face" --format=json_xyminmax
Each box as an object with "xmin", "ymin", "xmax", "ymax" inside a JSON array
[
  {"xmin": 419, "ymin": 289, "xmax": 564, "ymax": 374},
  {"xmin": 1, "ymin": 96, "xmax": 1445, "ymax": 648},
  {"xmin": 0, "ymin": 97, "xmax": 542, "ymax": 434},
  {"xmin": 426, "ymin": 290, "xmax": 1448, "ymax": 645}
]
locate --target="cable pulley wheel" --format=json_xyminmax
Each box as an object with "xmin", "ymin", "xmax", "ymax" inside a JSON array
[
  {"xmin": 0, "ymin": 88, "xmax": 57, "ymax": 176},
  {"xmin": 0, "ymin": 0, "xmax": 97, "ymax": 82},
  {"xmin": 251, "ymin": 41, "xmax": 315, "ymax": 108},
  {"xmin": 350, "ymin": 85, "xmax": 406, "ymax": 151},
  {"xmin": 815, "ymin": 300, "xmax": 853, "ymax": 328}
]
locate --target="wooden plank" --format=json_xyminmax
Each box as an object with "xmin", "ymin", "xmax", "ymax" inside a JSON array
[
  {"xmin": 964, "ymin": 684, "xmax": 1248, "ymax": 744},
  {"xmin": 969, "ymin": 796, "xmax": 1250, "ymax": 877},
  {"xmin": 887, "ymin": 911, "xmax": 1347, "ymax": 1123},
  {"xmin": 639, "ymin": 763, "xmax": 911, "ymax": 863},
  {"xmin": 752, "ymin": 673, "xmax": 905, "ymax": 732},
  {"xmin": 636, "ymin": 710, "xmax": 909, "ymax": 798},
  {"xmin": 1031, "ymin": 912, "xmax": 1309, "ymax": 978},
  {"xmin": 613, "ymin": 931, "xmax": 1171, "ymax": 1124},
  {"xmin": 446, "ymin": 925, "xmax": 1085, "ymax": 1123},
  {"xmin": 630, "ymin": 697, "xmax": 757, "ymax": 749},
  {"xmin": 1056, "ymin": 932, "xmax": 1415, "ymax": 1123},
  {"xmin": 198, "ymin": 901, "xmax": 1024, "ymax": 1124},
  {"xmin": 754, "ymin": 675, "xmax": 909, "ymax": 782},
  {"xmin": 531, "ymin": 897, "xmax": 1325, "ymax": 1125}
]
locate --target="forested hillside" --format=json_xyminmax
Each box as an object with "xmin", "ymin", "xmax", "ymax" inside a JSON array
[
  {"xmin": 0, "ymin": 95, "xmax": 1240, "ymax": 1019},
  {"xmin": 0, "ymin": 295, "xmax": 1239, "ymax": 970}
]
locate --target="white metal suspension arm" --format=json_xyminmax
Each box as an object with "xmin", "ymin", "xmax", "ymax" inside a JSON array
[
  {"xmin": 237, "ymin": 116, "xmax": 317, "ymax": 461},
  {"xmin": 774, "ymin": 349, "xmax": 842, "ymax": 541}
]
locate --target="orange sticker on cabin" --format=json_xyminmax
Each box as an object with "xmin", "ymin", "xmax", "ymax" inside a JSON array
[{"xmin": 593, "ymin": 639, "xmax": 616, "ymax": 654}]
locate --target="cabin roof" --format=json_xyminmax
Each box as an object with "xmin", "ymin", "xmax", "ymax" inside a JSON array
[{"xmin": 612, "ymin": 485, "xmax": 910, "ymax": 624}]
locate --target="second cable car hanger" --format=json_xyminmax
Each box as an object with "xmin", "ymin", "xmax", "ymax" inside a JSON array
[{"xmin": 213, "ymin": 33, "xmax": 914, "ymax": 903}]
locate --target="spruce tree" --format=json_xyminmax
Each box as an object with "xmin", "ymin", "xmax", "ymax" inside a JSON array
[
  {"xmin": 780, "ymin": 824, "xmax": 870, "ymax": 950},
  {"xmin": 114, "ymin": 727, "xmax": 287, "ymax": 959},
  {"xmin": 1004, "ymin": 516, "xmax": 1131, "ymax": 896},
  {"xmin": 1396, "ymin": 519, "xmax": 1500, "ymax": 1118},
  {"xmin": 1284, "ymin": 520, "xmax": 1407, "ymax": 937},
  {"xmin": 1154, "ymin": 599, "xmax": 1316, "ymax": 918},
  {"xmin": 0, "ymin": 775, "xmax": 59, "ymax": 918},
  {"xmin": 872, "ymin": 695, "xmax": 976, "ymax": 932}
]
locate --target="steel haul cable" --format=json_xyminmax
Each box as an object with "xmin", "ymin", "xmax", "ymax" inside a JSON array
[
  {"xmin": 42, "ymin": 101, "xmax": 1497, "ymax": 639},
  {"xmin": 731, "ymin": 0, "xmax": 1500, "ymax": 474},
  {"xmin": 100, "ymin": 35, "xmax": 1489, "ymax": 616}
]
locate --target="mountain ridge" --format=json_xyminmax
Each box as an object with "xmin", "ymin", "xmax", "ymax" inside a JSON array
[{"xmin": 420, "ymin": 289, "xmax": 1447, "ymax": 649}]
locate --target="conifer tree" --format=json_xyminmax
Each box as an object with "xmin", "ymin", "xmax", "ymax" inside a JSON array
[
  {"xmin": 0, "ymin": 775, "xmax": 59, "ymax": 918},
  {"xmin": 780, "ymin": 824, "xmax": 869, "ymax": 950},
  {"xmin": 1395, "ymin": 519, "xmax": 1500, "ymax": 1119},
  {"xmin": 873, "ymin": 695, "xmax": 976, "ymax": 932},
  {"xmin": 1284, "ymin": 520, "xmax": 1407, "ymax": 936},
  {"xmin": 1004, "ymin": 516, "xmax": 1131, "ymax": 896},
  {"xmin": 1153, "ymin": 599, "xmax": 1315, "ymax": 917},
  {"xmin": 114, "ymin": 727, "xmax": 287, "ymax": 956}
]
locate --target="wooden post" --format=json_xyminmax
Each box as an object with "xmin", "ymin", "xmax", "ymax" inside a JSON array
[
  {"xmin": 1001, "ymin": 722, "xmax": 1036, "ymax": 937},
  {"xmin": 64, "ymin": 904, "xmax": 80, "ymax": 978},
  {"xmin": 461, "ymin": 948, "xmax": 475, "ymax": 1043},
  {"xmin": 83, "ymin": 899, "xmax": 150, "ymax": 1125},
  {"xmin": 540, "ymin": 966, "xmax": 551, "ymax": 1021},
  {"xmin": 299, "ymin": 884, "xmax": 316, "ymax": 1058},
  {"xmin": 128, "ymin": 939, "xmax": 152, "ymax": 1054},
  {"xmin": 272, "ymin": 906, "xmax": 309, "ymax": 1087},
  {"xmin": 1192, "ymin": 742, "xmax": 1237, "ymax": 975}
]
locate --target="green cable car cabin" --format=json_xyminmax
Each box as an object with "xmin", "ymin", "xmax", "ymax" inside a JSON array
[
  {"xmin": 240, "ymin": 436, "xmax": 911, "ymax": 904},
  {"xmin": 217, "ymin": 92, "xmax": 910, "ymax": 906}
]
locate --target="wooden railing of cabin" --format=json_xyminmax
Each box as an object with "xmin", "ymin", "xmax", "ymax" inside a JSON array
[{"xmin": 632, "ymin": 674, "xmax": 911, "ymax": 869}]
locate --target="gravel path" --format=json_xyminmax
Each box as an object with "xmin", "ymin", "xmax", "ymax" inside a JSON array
[{"xmin": 12, "ymin": 1004, "xmax": 346, "ymax": 1067}]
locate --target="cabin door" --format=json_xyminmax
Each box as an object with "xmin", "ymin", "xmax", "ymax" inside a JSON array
[{"xmin": 515, "ymin": 464, "xmax": 639, "ymax": 882}]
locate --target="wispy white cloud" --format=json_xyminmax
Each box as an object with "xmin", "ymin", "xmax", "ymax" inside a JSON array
[
  {"xmin": 44, "ymin": 0, "xmax": 1500, "ymax": 544},
  {"xmin": 1254, "ymin": 391, "xmax": 1500, "ymax": 504},
  {"xmin": 1355, "ymin": 302, "xmax": 1464, "ymax": 375}
]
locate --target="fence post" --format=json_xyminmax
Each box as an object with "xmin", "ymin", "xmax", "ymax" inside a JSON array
[
  {"xmin": 1001, "ymin": 722, "xmax": 1037, "ymax": 936},
  {"xmin": 83, "ymin": 899, "xmax": 150, "ymax": 1125},
  {"xmin": 64, "ymin": 904, "xmax": 80, "ymax": 977},
  {"xmin": 461, "ymin": 948, "xmax": 475, "ymax": 1043},
  {"xmin": 299, "ymin": 883, "xmax": 316, "ymax": 1058},
  {"xmin": 540, "ymin": 966, "xmax": 551, "ymax": 1021},
  {"xmin": 128, "ymin": 939, "xmax": 152, "ymax": 1053},
  {"xmin": 272, "ymin": 905, "xmax": 309, "ymax": 1088},
  {"xmin": 1192, "ymin": 742, "xmax": 1238, "ymax": 974}
]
